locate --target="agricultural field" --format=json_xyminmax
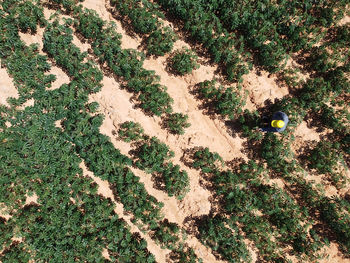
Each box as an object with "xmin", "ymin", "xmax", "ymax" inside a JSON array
[{"xmin": 1, "ymin": 0, "xmax": 350, "ymax": 262}]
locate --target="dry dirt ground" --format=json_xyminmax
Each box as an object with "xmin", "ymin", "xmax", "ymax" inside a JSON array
[{"xmin": 1, "ymin": 0, "xmax": 349, "ymax": 262}]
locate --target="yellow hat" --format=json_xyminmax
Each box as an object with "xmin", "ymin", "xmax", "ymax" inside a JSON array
[{"xmin": 271, "ymin": 120, "xmax": 285, "ymax": 128}]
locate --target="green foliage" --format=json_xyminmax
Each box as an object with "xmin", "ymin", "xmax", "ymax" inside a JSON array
[
  {"xmin": 74, "ymin": 7, "xmax": 105, "ymax": 41},
  {"xmin": 163, "ymin": 112, "xmax": 191, "ymax": 135},
  {"xmin": 110, "ymin": 0, "xmax": 158, "ymax": 34},
  {"xmin": 73, "ymin": 8, "xmax": 175, "ymax": 117},
  {"xmin": 2, "ymin": 0, "xmax": 350, "ymax": 260},
  {"xmin": 0, "ymin": 242, "xmax": 31, "ymax": 262},
  {"xmin": 146, "ymin": 27, "xmax": 177, "ymax": 56},
  {"xmin": 135, "ymin": 137, "xmax": 175, "ymax": 173},
  {"xmin": 2, "ymin": 0, "xmax": 46, "ymax": 34},
  {"xmin": 238, "ymin": 110, "xmax": 263, "ymax": 140},
  {"xmin": 110, "ymin": 0, "xmax": 176, "ymax": 56},
  {"xmin": 330, "ymin": 25, "xmax": 350, "ymax": 48},
  {"xmin": 170, "ymin": 244, "xmax": 203, "ymax": 263},
  {"xmin": 156, "ymin": 0, "xmax": 250, "ymax": 81},
  {"xmin": 120, "ymin": 122, "xmax": 190, "ymax": 199},
  {"xmin": 318, "ymin": 197, "xmax": 350, "ymax": 252},
  {"xmin": 86, "ymin": 101, "xmax": 99, "ymax": 113},
  {"xmin": 48, "ymin": 0, "xmax": 80, "ymax": 13},
  {"xmin": 193, "ymin": 147, "xmax": 224, "ymax": 173},
  {"xmin": 307, "ymin": 141, "xmax": 347, "ymax": 187},
  {"xmin": 197, "ymin": 215, "xmax": 251, "ymax": 263},
  {"xmin": 260, "ymin": 133, "xmax": 296, "ymax": 177},
  {"xmin": 308, "ymin": 141, "xmax": 340, "ymax": 174},
  {"xmin": 162, "ymin": 163, "xmax": 189, "ymax": 200},
  {"xmin": 152, "ymin": 219, "xmax": 180, "ymax": 250},
  {"xmin": 118, "ymin": 121, "xmax": 145, "ymax": 142},
  {"xmin": 169, "ymin": 47, "xmax": 199, "ymax": 75},
  {"xmin": 198, "ymin": 80, "xmax": 245, "ymax": 120}
]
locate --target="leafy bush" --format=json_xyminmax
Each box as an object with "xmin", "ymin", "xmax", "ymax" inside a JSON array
[
  {"xmin": 110, "ymin": 0, "xmax": 176, "ymax": 56},
  {"xmin": 163, "ymin": 112, "xmax": 191, "ymax": 135},
  {"xmin": 169, "ymin": 47, "xmax": 199, "ymax": 75},
  {"xmin": 238, "ymin": 109, "xmax": 263, "ymax": 140},
  {"xmin": 193, "ymin": 147, "xmax": 224, "ymax": 173},
  {"xmin": 146, "ymin": 27, "xmax": 177, "ymax": 56},
  {"xmin": 152, "ymin": 219, "xmax": 180, "ymax": 250},
  {"xmin": 260, "ymin": 133, "xmax": 296, "ymax": 177},
  {"xmin": 318, "ymin": 197, "xmax": 350, "ymax": 252},
  {"xmin": 307, "ymin": 140, "xmax": 348, "ymax": 188},
  {"xmin": 118, "ymin": 121, "xmax": 145, "ymax": 142},
  {"xmin": 73, "ymin": 7, "xmax": 175, "ymax": 117},
  {"xmin": 197, "ymin": 215, "xmax": 251, "ymax": 262},
  {"xmin": 162, "ymin": 163, "xmax": 189, "ymax": 200},
  {"xmin": 3, "ymin": 0, "xmax": 46, "ymax": 34},
  {"xmin": 198, "ymin": 80, "xmax": 245, "ymax": 120},
  {"xmin": 170, "ymin": 244, "xmax": 202, "ymax": 263},
  {"xmin": 86, "ymin": 101, "xmax": 99, "ymax": 113},
  {"xmin": 308, "ymin": 141, "xmax": 340, "ymax": 174},
  {"xmin": 135, "ymin": 137, "xmax": 175, "ymax": 173},
  {"xmin": 74, "ymin": 7, "xmax": 105, "ymax": 41}
]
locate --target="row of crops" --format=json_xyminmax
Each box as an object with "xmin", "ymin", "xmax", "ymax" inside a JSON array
[
  {"xmin": 0, "ymin": 0, "xmax": 349, "ymax": 262},
  {"xmin": 0, "ymin": 2, "xmax": 156, "ymax": 262},
  {"xmin": 0, "ymin": 0, "xmax": 199, "ymax": 261}
]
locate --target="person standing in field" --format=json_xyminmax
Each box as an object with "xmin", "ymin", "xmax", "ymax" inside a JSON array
[{"xmin": 260, "ymin": 111, "xmax": 289, "ymax": 132}]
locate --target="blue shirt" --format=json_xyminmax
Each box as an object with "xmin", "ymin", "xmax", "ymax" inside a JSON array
[{"xmin": 261, "ymin": 112, "xmax": 289, "ymax": 132}]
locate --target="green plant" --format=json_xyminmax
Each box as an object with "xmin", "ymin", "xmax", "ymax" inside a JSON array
[
  {"xmin": 3, "ymin": 0, "xmax": 46, "ymax": 34},
  {"xmin": 307, "ymin": 141, "xmax": 347, "ymax": 187},
  {"xmin": 197, "ymin": 215, "xmax": 251, "ymax": 263},
  {"xmin": 238, "ymin": 109, "xmax": 263, "ymax": 140},
  {"xmin": 162, "ymin": 163, "xmax": 189, "ymax": 200},
  {"xmin": 163, "ymin": 112, "xmax": 191, "ymax": 135},
  {"xmin": 146, "ymin": 27, "xmax": 177, "ymax": 56},
  {"xmin": 308, "ymin": 141, "xmax": 340, "ymax": 174},
  {"xmin": 151, "ymin": 219, "xmax": 180, "ymax": 250},
  {"xmin": 118, "ymin": 121, "xmax": 145, "ymax": 142},
  {"xmin": 135, "ymin": 137, "xmax": 175, "ymax": 173},
  {"xmin": 193, "ymin": 147, "xmax": 224, "ymax": 173},
  {"xmin": 170, "ymin": 244, "xmax": 202, "ymax": 263},
  {"xmin": 169, "ymin": 47, "xmax": 199, "ymax": 75},
  {"xmin": 260, "ymin": 133, "xmax": 296, "ymax": 177},
  {"xmin": 198, "ymin": 80, "xmax": 245, "ymax": 120}
]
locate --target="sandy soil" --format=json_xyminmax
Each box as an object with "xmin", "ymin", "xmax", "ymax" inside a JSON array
[
  {"xmin": 242, "ymin": 67, "xmax": 290, "ymax": 109},
  {"xmin": 0, "ymin": 67, "xmax": 18, "ymax": 107},
  {"xmin": 339, "ymin": 15, "xmax": 350, "ymax": 25}
]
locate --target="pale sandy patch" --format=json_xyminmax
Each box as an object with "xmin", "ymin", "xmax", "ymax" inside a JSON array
[
  {"xmin": 47, "ymin": 66, "xmax": 70, "ymax": 90},
  {"xmin": 338, "ymin": 15, "xmax": 350, "ymax": 25},
  {"xmin": 0, "ymin": 67, "xmax": 18, "ymax": 107},
  {"xmin": 242, "ymin": 67, "xmax": 289, "ymax": 108},
  {"xmin": 18, "ymin": 27, "xmax": 45, "ymax": 54},
  {"xmin": 25, "ymin": 193, "xmax": 38, "ymax": 205},
  {"xmin": 319, "ymin": 242, "xmax": 350, "ymax": 263}
]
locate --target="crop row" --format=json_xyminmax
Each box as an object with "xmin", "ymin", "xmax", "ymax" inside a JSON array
[
  {"xmin": 196, "ymin": 80, "xmax": 246, "ymax": 120},
  {"xmin": 118, "ymin": 121, "xmax": 190, "ymax": 199},
  {"xmin": 235, "ymin": 125, "xmax": 350, "ymax": 255},
  {"xmin": 47, "ymin": 0, "xmax": 191, "ymax": 135},
  {"xmin": 237, "ymin": 106, "xmax": 350, "ymax": 256},
  {"xmin": 156, "ymin": 0, "xmax": 349, "ymax": 74},
  {"xmin": 40, "ymin": 8, "xmax": 201, "ymax": 260},
  {"xmin": 154, "ymin": 0, "xmax": 251, "ymax": 82},
  {"xmin": 109, "ymin": 0, "xmax": 177, "ymax": 56},
  {"xmin": 0, "ymin": 2, "xmax": 155, "ymax": 262},
  {"xmin": 190, "ymin": 147, "xmax": 327, "ymax": 261},
  {"xmin": 72, "ymin": 4, "xmax": 192, "ymax": 134}
]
